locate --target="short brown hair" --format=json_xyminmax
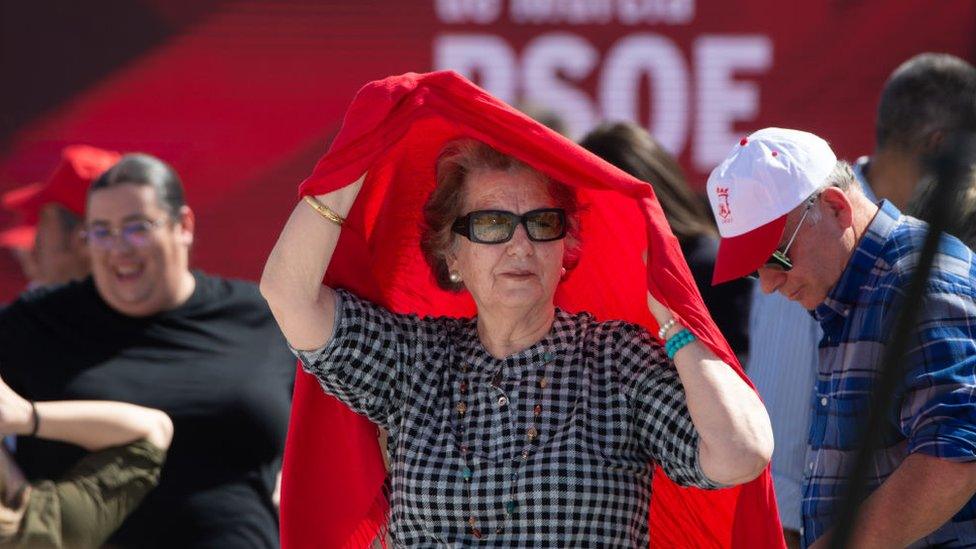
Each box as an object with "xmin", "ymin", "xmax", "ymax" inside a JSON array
[
  {"xmin": 876, "ymin": 53, "xmax": 976, "ymax": 152},
  {"xmin": 89, "ymin": 154, "xmax": 186, "ymax": 221},
  {"xmin": 420, "ymin": 139, "xmax": 582, "ymax": 291}
]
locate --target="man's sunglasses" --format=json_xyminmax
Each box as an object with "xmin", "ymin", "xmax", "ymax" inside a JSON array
[
  {"xmin": 451, "ymin": 208, "xmax": 567, "ymax": 244},
  {"xmin": 748, "ymin": 195, "xmax": 817, "ymax": 279}
]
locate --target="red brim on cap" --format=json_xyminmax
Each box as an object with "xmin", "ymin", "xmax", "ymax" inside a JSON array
[
  {"xmin": 1, "ymin": 182, "xmax": 45, "ymax": 224},
  {"xmin": 711, "ymin": 214, "xmax": 787, "ymax": 285},
  {"xmin": 0, "ymin": 224, "xmax": 36, "ymax": 250}
]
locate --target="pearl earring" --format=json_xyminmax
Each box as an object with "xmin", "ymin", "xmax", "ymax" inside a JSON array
[
  {"xmin": 560, "ymin": 267, "xmax": 567, "ymax": 277},
  {"xmin": 449, "ymin": 271, "xmax": 462, "ymax": 283}
]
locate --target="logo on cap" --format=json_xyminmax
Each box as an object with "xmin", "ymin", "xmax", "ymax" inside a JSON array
[{"xmin": 716, "ymin": 187, "xmax": 732, "ymax": 223}]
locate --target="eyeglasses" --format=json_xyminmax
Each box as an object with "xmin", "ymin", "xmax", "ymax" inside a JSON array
[
  {"xmin": 749, "ymin": 195, "xmax": 817, "ymax": 278},
  {"xmin": 451, "ymin": 208, "xmax": 567, "ymax": 244},
  {"xmin": 82, "ymin": 218, "xmax": 167, "ymax": 250}
]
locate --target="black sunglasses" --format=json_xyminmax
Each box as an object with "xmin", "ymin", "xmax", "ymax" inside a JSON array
[
  {"xmin": 451, "ymin": 208, "xmax": 567, "ymax": 244},
  {"xmin": 747, "ymin": 195, "xmax": 817, "ymax": 279}
]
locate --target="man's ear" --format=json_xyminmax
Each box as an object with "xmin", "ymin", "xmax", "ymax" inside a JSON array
[
  {"xmin": 69, "ymin": 227, "xmax": 89, "ymax": 256},
  {"xmin": 820, "ymin": 187, "xmax": 854, "ymax": 229},
  {"xmin": 178, "ymin": 206, "xmax": 195, "ymax": 247}
]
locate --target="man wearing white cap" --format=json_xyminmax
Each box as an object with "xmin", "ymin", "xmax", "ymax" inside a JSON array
[{"xmin": 707, "ymin": 127, "xmax": 976, "ymax": 547}]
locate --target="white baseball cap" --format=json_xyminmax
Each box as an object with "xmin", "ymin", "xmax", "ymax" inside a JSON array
[{"xmin": 706, "ymin": 127, "xmax": 837, "ymax": 284}]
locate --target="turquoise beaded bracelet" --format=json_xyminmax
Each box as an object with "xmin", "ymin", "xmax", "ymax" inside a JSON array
[{"xmin": 665, "ymin": 328, "xmax": 696, "ymax": 359}]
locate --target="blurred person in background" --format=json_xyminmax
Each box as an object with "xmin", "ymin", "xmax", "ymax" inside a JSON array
[
  {"xmin": 858, "ymin": 53, "xmax": 976, "ymax": 213},
  {"xmin": 0, "ymin": 376, "xmax": 171, "ymax": 549},
  {"xmin": 908, "ymin": 174, "xmax": 976, "ymax": 248},
  {"xmin": 516, "ymin": 102, "xmax": 570, "ymax": 137},
  {"xmin": 0, "ymin": 145, "xmax": 120, "ymax": 290},
  {"xmin": 580, "ymin": 121, "xmax": 754, "ymax": 361},
  {"xmin": 745, "ymin": 52, "xmax": 976, "ymax": 548},
  {"xmin": 0, "ymin": 243, "xmax": 38, "ymax": 292},
  {"xmin": 0, "ymin": 153, "xmax": 295, "ymax": 548},
  {"xmin": 870, "ymin": 53, "xmax": 976, "ymax": 248}
]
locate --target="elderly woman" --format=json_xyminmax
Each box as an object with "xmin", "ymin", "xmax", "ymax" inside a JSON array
[{"xmin": 261, "ymin": 138, "xmax": 772, "ymax": 546}]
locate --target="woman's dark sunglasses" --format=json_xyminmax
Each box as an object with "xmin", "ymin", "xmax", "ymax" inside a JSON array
[{"xmin": 451, "ymin": 208, "xmax": 567, "ymax": 244}]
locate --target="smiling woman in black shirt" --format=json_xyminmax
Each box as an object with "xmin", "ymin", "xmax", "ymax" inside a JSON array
[{"xmin": 0, "ymin": 154, "xmax": 295, "ymax": 548}]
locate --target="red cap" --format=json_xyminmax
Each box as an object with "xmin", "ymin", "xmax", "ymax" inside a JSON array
[
  {"xmin": 0, "ymin": 224, "xmax": 36, "ymax": 250},
  {"xmin": 711, "ymin": 214, "xmax": 787, "ymax": 285},
  {"xmin": 707, "ymin": 128, "xmax": 838, "ymax": 285},
  {"xmin": 0, "ymin": 145, "xmax": 121, "ymax": 249}
]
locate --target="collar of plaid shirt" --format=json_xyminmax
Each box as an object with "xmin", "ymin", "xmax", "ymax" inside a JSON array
[{"xmin": 815, "ymin": 200, "xmax": 901, "ymax": 322}]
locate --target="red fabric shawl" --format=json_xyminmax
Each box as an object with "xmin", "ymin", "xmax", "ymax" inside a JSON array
[{"xmin": 282, "ymin": 70, "xmax": 783, "ymax": 549}]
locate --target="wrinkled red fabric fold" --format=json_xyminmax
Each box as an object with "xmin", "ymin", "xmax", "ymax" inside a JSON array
[{"xmin": 280, "ymin": 70, "xmax": 783, "ymax": 549}]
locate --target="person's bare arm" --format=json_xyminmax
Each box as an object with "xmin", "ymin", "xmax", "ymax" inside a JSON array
[
  {"xmin": 647, "ymin": 292, "xmax": 774, "ymax": 486},
  {"xmin": 809, "ymin": 453, "xmax": 976, "ymax": 548},
  {"xmin": 0, "ymin": 377, "xmax": 172, "ymax": 451},
  {"xmin": 260, "ymin": 176, "xmax": 365, "ymax": 350}
]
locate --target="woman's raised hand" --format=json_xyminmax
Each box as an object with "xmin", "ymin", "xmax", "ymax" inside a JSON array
[
  {"xmin": 261, "ymin": 172, "xmax": 369, "ymax": 352},
  {"xmin": 642, "ymin": 249, "xmax": 674, "ymax": 327}
]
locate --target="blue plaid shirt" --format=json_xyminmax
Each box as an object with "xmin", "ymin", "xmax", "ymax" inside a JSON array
[{"xmin": 804, "ymin": 200, "xmax": 976, "ymax": 547}]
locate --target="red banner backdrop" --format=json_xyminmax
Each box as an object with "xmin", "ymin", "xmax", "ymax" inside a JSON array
[
  {"xmin": 1, "ymin": 1, "xmax": 973, "ymax": 301},
  {"xmin": 0, "ymin": 1, "xmax": 973, "ymax": 546}
]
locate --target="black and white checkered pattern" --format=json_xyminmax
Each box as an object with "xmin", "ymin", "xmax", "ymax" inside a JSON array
[{"xmin": 295, "ymin": 289, "xmax": 719, "ymax": 547}]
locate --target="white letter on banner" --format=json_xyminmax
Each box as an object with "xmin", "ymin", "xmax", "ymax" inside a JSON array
[
  {"xmin": 510, "ymin": 0, "xmax": 556, "ymax": 24},
  {"xmin": 666, "ymin": 0, "xmax": 696, "ymax": 24},
  {"xmin": 616, "ymin": 0, "xmax": 645, "ymax": 25},
  {"xmin": 566, "ymin": 0, "xmax": 612, "ymax": 24},
  {"xmin": 522, "ymin": 32, "xmax": 599, "ymax": 140},
  {"xmin": 617, "ymin": 0, "xmax": 696, "ymax": 25},
  {"xmin": 694, "ymin": 35, "xmax": 772, "ymax": 171},
  {"xmin": 433, "ymin": 34, "xmax": 516, "ymax": 104},
  {"xmin": 599, "ymin": 33, "xmax": 689, "ymax": 155},
  {"xmin": 434, "ymin": 0, "xmax": 502, "ymax": 24}
]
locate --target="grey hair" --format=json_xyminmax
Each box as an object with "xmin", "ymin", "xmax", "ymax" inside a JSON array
[
  {"xmin": 822, "ymin": 160, "xmax": 860, "ymax": 193},
  {"xmin": 805, "ymin": 160, "xmax": 860, "ymax": 223}
]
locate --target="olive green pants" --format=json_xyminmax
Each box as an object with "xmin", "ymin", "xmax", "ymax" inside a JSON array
[{"xmin": 8, "ymin": 440, "xmax": 164, "ymax": 549}]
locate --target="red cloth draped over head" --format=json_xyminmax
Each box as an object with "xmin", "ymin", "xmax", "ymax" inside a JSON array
[{"xmin": 282, "ymin": 70, "xmax": 783, "ymax": 549}]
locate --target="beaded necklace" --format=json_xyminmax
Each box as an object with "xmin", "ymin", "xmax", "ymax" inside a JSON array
[{"xmin": 452, "ymin": 341, "xmax": 556, "ymax": 541}]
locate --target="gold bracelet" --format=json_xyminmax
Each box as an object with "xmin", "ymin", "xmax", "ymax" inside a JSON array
[{"xmin": 303, "ymin": 195, "xmax": 345, "ymax": 226}]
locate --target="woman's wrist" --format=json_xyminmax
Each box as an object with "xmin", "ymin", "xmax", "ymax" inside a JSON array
[
  {"xmin": 8, "ymin": 399, "xmax": 36, "ymax": 436},
  {"xmin": 665, "ymin": 328, "xmax": 697, "ymax": 359},
  {"xmin": 28, "ymin": 401, "xmax": 39, "ymax": 437},
  {"xmin": 657, "ymin": 317, "xmax": 679, "ymax": 340}
]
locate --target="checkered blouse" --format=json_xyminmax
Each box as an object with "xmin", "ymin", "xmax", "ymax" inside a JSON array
[{"xmin": 294, "ymin": 290, "xmax": 719, "ymax": 547}]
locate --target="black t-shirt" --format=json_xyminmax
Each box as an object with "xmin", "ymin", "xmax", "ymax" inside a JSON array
[{"xmin": 0, "ymin": 272, "xmax": 295, "ymax": 548}]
